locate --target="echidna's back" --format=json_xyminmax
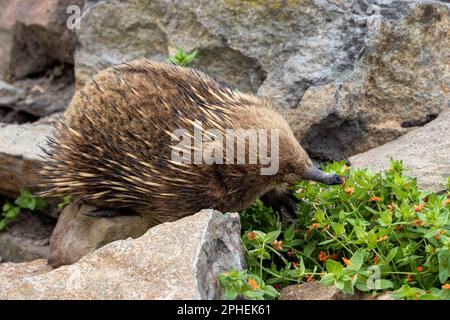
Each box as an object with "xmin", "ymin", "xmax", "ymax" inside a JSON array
[
  {"xmin": 39, "ymin": 60, "xmax": 257, "ymax": 220},
  {"xmin": 40, "ymin": 59, "xmax": 295, "ymax": 222}
]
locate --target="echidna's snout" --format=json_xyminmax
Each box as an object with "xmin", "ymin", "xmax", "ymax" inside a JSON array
[{"xmin": 302, "ymin": 166, "xmax": 343, "ymax": 185}]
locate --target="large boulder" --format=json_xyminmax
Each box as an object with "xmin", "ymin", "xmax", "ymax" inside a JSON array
[
  {"xmin": 74, "ymin": 0, "xmax": 449, "ymax": 160},
  {"xmin": 286, "ymin": 2, "xmax": 450, "ymax": 160},
  {"xmin": 0, "ymin": 0, "xmax": 85, "ymax": 80},
  {"xmin": 349, "ymin": 110, "xmax": 450, "ymax": 192},
  {"xmin": 0, "ymin": 210, "xmax": 246, "ymax": 300}
]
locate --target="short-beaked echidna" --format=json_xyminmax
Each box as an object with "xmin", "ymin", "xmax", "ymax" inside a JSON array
[{"xmin": 39, "ymin": 60, "xmax": 342, "ymax": 222}]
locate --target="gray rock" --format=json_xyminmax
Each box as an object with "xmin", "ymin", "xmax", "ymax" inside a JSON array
[
  {"xmin": 349, "ymin": 110, "xmax": 450, "ymax": 192},
  {"xmin": 0, "ymin": 80, "xmax": 24, "ymax": 106},
  {"xmin": 282, "ymin": 2, "xmax": 450, "ymax": 160},
  {"xmin": 0, "ymin": 0, "xmax": 85, "ymax": 80},
  {"xmin": 74, "ymin": 0, "xmax": 450, "ymax": 160},
  {"xmin": 0, "ymin": 122, "xmax": 54, "ymax": 198},
  {"xmin": 279, "ymin": 282, "xmax": 360, "ymax": 300},
  {"xmin": 279, "ymin": 282, "xmax": 395, "ymax": 300},
  {"xmin": 0, "ymin": 209, "xmax": 246, "ymax": 300}
]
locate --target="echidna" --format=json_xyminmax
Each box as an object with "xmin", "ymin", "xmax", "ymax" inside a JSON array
[{"xmin": 39, "ymin": 60, "xmax": 342, "ymax": 222}]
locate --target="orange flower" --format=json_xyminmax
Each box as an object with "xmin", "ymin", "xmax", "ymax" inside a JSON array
[
  {"xmin": 444, "ymin": 199, "xmax": 450, "ymax": 206},
  {"xmin": 342, "ymin": 257, "xmax": 352, "ymax": 266},
  {"xmin": 247, "ymin": 231, "xmax": 258, "ymax": 241},
  {"xmin": 310, "ymin": 223, "xmax": 321, "ymax": 230},
  {"xmin": 442, "ymin": 283, "xmax": 450, "ymax": 290},
  {"xmin": 414, "ymin": 203, "xmax": 426, "ymax": 212},
  {"xmin": 377, "ymin": 235, "xmax": 389, "ymax": 243},
  {"xmin": 417, "ymin": 266, "xmax": 423, "ymax": 272},
  {"xmin": 292, "ymin": 261, "xmax": 300, "ymax": 268},
  {"xmin": 272, "ymin": 240, "xmax": 283, "ymax": 250},
  {"xmin": 373, "ymin": 255, "xmax": 379, "ymax": 265},
  {"xmin": 411, "ymin": 219, "xmax": 425, "ymax": 227},
  {"xmin": 248, "ymin": 278, "xmax": 260, "ymax": 290},
  {"xmin": 345, "ymin": 187, "xmax": 355, "ymax": 196},
  {"xmin": 434, "ymin": 230, "xmax": 446, "ymax": 239},
  {"xmin": 371, "ymin": 196, "xmax": 382, "ymax": 202},
  {"xmin": 387, "ymin": 203, "xmax": 397, "ymax": 212},
  {"xmin": 306, "ymin": 274, "xmax": 315, "ymax": 282},
  {"xmin": 319, "ymin": 251, "xmax": 328, "ymax": 262}
]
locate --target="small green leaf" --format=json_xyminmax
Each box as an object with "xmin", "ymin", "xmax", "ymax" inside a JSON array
[
  {"xmin": 349, "ymin": 249, "xmax": 365, "ymax": 270},
  {"xmin": 377, "ymin": 279, "xmax": 394, "ymax": 290},
  {"xmin": 302, "ymin": 241, "xmax": 317, "ymax": 257},
  {"xmin": 379, "ymin": 211, "xmax": 393, "ymax": 226},
  {"xmin": 264, "ymin": 230, "xmax": 281, "ymax": 243},
  {"xmin": 326, "ymin": 259, "xmax": 343, "ymax": 274},
  {"xmin": 284, "ymin": 224, "xmax": 295, "ymax": 242},
  {"xmin": 320, "ymin": 274, "xmax": 335, "ymax": 286},
  {"xmin": 331, "ymin": 223, "xmax": 345, "ymax": 236}
]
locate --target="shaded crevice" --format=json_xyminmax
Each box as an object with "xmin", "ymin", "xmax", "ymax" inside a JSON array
[
  {"xmin": 301, "ymin": 113, "xmax": 368, "ymax": 162},
  {"xmin": 401, "ymin": 113, "xmax": 438, "ymax": 128}
]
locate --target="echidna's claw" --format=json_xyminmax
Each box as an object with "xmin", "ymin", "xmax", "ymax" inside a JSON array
[{"xmin": 260, "ymin": 186, "xmax": 301, "ymax": 220}]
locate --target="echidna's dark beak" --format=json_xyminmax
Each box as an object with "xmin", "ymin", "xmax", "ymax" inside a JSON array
[{"xmin": 303, "ymin": 166, "xmax": 343, "ymax": 185}]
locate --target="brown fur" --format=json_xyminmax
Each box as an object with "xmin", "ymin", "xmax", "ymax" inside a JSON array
[{"xmin": 39, "ymin": 60, "xmax": 313, "ymax": 223}]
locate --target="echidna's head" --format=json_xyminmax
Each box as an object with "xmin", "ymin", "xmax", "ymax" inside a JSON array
[{"xmin": 278, "ymin": 131, "xmax": 343, "ymax": 186}]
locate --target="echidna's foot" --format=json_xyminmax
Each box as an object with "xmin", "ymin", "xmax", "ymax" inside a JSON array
[
  {"xmin": 260, "ymin": 186, "xmax": 301, "ymax": 220},
  {"xmin": 83, "ymin": 207, "xmax": 139, "ymax": 218}
]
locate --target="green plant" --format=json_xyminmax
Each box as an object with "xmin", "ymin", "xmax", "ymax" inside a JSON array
[
  {"xmin": 219, "ymin": 160, "xmax": 450, "ymax": 300},
  {"xmin": 218, "ymin": 268, "xmax": 279, "ymax": 300},
  {"xmin": 58, "ymin": 195, "xmax": 73, "ymax": 209},
  {"xmin": 0, "ymin": 189, "xmax": 47, "ymax": 231},
  {"xmin": 167, "ymin": 47, "xmax": 198, "ymax": 66}
]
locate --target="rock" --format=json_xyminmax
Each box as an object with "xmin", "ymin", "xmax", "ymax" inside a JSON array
[
  {"xmin": 0, "ymin": 209, "xmax": 246, "ymax": 299},
  {"xmin": 349, "ymin": 110, "xmax": 450, "ymax": 192},
  {"xmin": 74, "ymin": 0, "xmax": 449, "ymax": 160},
  {"xmin": 283, "ymin": 2, "xmax": 450, "ymax": 160},
  {"xmin": 279, "ymin": 282, "xmax": 361, "ymax": 300},
  {"xmin": 0, "ymin": 80, "xmax": 24, "ymax": 106},
  {"xmin": 0, "ymin": 0, "xmax": 85, "ymax": 80},
  {"xmin": 6, "ymin": 65, "xmax": 75, "ymax": 118},
  {"xmin": 0, "ymin": 122, "xmax": 54, "ymax": 198},
  {"xmin": 0, "ymin": 211, "xmax": 55, "ymax": 262},
  {"xmin": 48, "ymin": 202, "xmax": 160, "ymax": 267},
  {"xmin": 279, "ymin": 282, "xmax": 395, "ymax": 300}
]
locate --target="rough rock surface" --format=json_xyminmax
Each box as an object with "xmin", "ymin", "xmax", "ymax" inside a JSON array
[
  {"xmin": 279, "ymin": 282, "xmax": 395, "ymax": 300},
  {"xmin": 0, "ymin": 0, "xmax": 85, "ymax": 80},
  {"xmin": 75, "ymin": 0, "xmax": 449, "ymax": 160},
  {"xmin": 0, "ymin": 210, "xmax": 246, "ymax": 300},
  {"xmin": 48, "ymin": 202, "xmax": 160, "ymax": 267},
  {"xmin": 0, "ymin": 211, "xmax": 55, "ymax": 262},
  {"xmin": 350, "ymin": 110, "xmax": 450, "ymax": 192},
  {"xmin": 0, "ymin": 122, "xmax": 54, "ymax": 198},
  {"xmin": 0, "ymin": 80, "xmax": 24, "ymax": 106}
]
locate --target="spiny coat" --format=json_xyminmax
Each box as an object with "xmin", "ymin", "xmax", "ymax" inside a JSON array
[{"xmin": 39, "ymin": 60, "xmax": 320, "ymax": 223}]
